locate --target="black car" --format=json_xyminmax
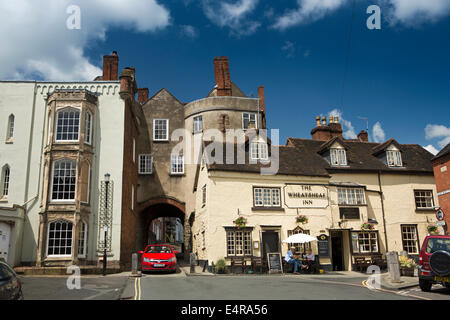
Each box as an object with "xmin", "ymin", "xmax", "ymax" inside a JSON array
[{"xmin": 0, "ymin": 260, "xmax": 23, "ymax": 300}]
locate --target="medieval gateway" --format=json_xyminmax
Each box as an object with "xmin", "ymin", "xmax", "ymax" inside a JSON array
[{"xmin": 0, "ymin": 53, "xmax": 440, "ymax": 272}]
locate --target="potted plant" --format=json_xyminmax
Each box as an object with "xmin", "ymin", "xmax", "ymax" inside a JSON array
[
  {"xmin": 361, "ymin": 222, "xmax": 375, "ymax": 231},
  {"xmin": 399, "ymin": 256, "xmax": 417, "ymax": 277},
  {"xmin": 215, "ymin": 259, "xmax": 227, "ymax": 274},
  {"xmin": 233, "ymin": 216, "xmax": 247, "ymax": 229},
  {"xmin": 296, "ymin": 215, "xmax": 308, "ymax": 225},
  {"xmin": 427, "ymin": 224, "xmax": 439, "ymax": 235}
]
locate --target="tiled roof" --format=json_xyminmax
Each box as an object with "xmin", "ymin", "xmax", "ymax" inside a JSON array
[{"xmin": 432, "ymin": 143, "xmax": 450, "ymax": 160}]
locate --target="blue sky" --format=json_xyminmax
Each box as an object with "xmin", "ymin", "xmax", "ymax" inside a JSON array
[{"xmin": 1, "ymin": 0, "xmax": 449, "ymax": 153}]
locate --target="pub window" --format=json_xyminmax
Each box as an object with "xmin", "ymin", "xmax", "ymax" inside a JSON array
[
  {"xmin": 250, "ymin": 142, "xmax": 268, "ymax": 160},
  {"xmin": 153, "ymin": 119, "xmax": 169, "ymax": 141},
  {"xmin": 84, "ymin": 111, "xmax": 93, "ymax": 145},
  {"xmin": 351, "ymin": 231, "xmax": 379, "ymax": 253},
  {"xmin": 139, "ymin": 154, "xmax": 153, "ymax": 174},
  {"xmin": 171, "ymin": 154, "xmax": 184, "ymax": 174},
  {"xmin": 386, "ymin": 150, "xmax": 402, "ymax": 167},
  {"xmin": 6, "ymin": 114, "xmax": 14, "ymax": 142},
  {"xmin": 78, "ymin": 222, "xmax": 87, "ymax": 258},
  {"xmin": 55, "ymin": 108, "xmax": 80, "ymax": 142},
  {"xmin": 47, "ymin": 220, "xmax": 73, "ymax": 257},
  {"xmin": 226, "ymin": 229, "xmax": 252, "ymax": 256},
  {"xmin": 253, "ymin": 187, "xmax": 281, "ymax": 207},
  {"xmin": 1, "ymin": 165, "xmax": 10, "ymax": 198},
  {"xmin": 330, "ymin": 148, "xmax": 347, "ymax": 166},
  {"xmin": 414, "ymin": 190, "xmax": 434, "ymax": 209},
  {"xmin": 287, "ymin": 228, "xmax": 311, "ymax": 253},
  {"xmin": 51, "ymin": 159, "xmax": 77, "ymax": 201},
  {"xmin": 401, "ymin": 225, "xmax": 419, "ymax": 254},
  {"xmin": 242, "ymin": 112, "xmax": 257, "ymax": 130},
  {"xmin": 193, "ymin": 116, "xmax": 203, "ymax": 134},
  {"xmin": 337, "ymin": 187, "xmax": 365, "ymax": 205}
]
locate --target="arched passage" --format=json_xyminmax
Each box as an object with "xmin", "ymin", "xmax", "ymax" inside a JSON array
[{"xmin": 137, "ymin": 197, "xmax": 186, "ymax": 257}]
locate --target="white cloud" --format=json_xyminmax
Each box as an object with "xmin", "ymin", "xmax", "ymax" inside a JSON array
[
  {"xmin": 180, "ymin": 25, "xmax": 198, "ymax": 38},
  {"xmin": 372, "ymin": 122, "xmax": 386, "ymax": 143},
  {"xmin": 202, "ymin": 0, "xmax": 260, "ymax": 36},
  {"xmin": 423, "ymin": 144, "xmax": 439, "ymax": 155},
  {"xmin": 385, "ymin": 0, "xmax": 450, "ymax": 25},
  {"xmin": 272, "ymin": 0, "xmax": 450, "ymax": 30},
  {"xmin": 272, "ymin": 0, "xmax": 347, "ymax": 30},
  {"xmin": 281, "ymin": 41, "xmax": 296, "ymax": 58},
  {"xmin": 425, "ymin": 124, "xmax": 450, "ymax": 149},
  {"xmin": 328, "ymin": 109, "xmax": 357, "ymax": 139},
  {"xmin": 0, "ymin": 0, "xmax": 170, "ymax": 81}
]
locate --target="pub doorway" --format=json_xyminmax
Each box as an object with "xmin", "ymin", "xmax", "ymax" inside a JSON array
[
  {"xmin": 261, "ymin": 231, "xmax": 280, "ymax": 260},
  {"xmin": 331, "ymin": 231, "xmax": 344, "ymax": 271}
]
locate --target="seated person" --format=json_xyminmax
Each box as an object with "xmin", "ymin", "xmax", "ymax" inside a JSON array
[
  {"xmin": 304, "ymin": 249, "xmax": 316, "ymax": 273},
  {"xmin": 285, "ymin": 247, "xmax": 306, "ymax": 274}
]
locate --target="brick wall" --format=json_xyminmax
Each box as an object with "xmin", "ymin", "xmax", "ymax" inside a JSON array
[{"xmin": 432, "ymin": 153, "xmax": 450, "ymax": 235}]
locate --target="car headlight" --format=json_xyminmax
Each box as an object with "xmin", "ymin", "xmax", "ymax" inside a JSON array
[
  {"xmin": 168, "ymin": 257, "xmax": 176, "ymax": 262},
  {"xmin": 143, "ymin": 257, "xmax": 151, "ymax": 263}
]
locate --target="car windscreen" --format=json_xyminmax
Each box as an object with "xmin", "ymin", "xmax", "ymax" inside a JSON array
[
  {"xmin": 426, "ymin": 238, "xmax": 450, "ymax": 254},
  {"xmin": 0, "ymin": 263, "xmax": 14, "ymax": 281},
  {"xmin": 145, "ymin": 246, "xmax": 172, "ymax": 253}
]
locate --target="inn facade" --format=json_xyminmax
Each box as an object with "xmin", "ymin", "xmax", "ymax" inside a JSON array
[{"xmin": 0, "ymin": 53, "xmax": 440, "ymax": 273}]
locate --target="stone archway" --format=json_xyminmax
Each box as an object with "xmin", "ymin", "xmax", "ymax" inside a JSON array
[{"xmin": 137, "ymin": 197, "xmax": 188, "ymax": 259}]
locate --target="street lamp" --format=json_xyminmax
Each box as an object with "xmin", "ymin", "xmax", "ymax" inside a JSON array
[{"xmin": 103, "ymin": 173, "xmax": 110, "ymax": 276}]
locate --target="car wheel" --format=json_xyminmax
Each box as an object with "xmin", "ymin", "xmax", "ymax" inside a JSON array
[{"xmin": 419, "ymin": 279, "xmax": 432, "ymax": 292}]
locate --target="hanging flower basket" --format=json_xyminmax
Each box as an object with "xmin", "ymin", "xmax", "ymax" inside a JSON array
[
  {"xmin": 361, "ymin": 222, "xmax": 375, "ymax": 231},
  {"xmin": 296, "ymin": 215, "xmax": 308, "ymax": 224},
  {"xmin": 427, "ymin": 224, "xmax": 439, "ymax": 235},
  {"xmin": 233, "ymin": 216, "xmax": 247, "ymax": 229}
]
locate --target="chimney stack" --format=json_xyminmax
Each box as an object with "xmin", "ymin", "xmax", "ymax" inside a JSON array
[
  {"xmin": 102, "ymin": 51, "xmax": 119, "ymax": 81},
  {"xmin": 258, "ymin": 86, "xmax": 265, "ymax": 113},
  {"xmin": 137, "ymin": 88, "xmax": 149, "ymax": 104},
  {"xmin": 214, "ymin": 57, "xmax": 232, "ymax": 96},
  {"xmin": 311, "ymin": 115, "xmax": 332, "ymax": 141},
  {"xmin": 357, "ymin": 130, "xmax": 369, "ymax": 142}
]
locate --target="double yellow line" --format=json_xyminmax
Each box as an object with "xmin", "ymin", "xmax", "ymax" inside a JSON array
[{"xmin": 134, "ymin": 277, "xmax": 142, "ymax": 300}]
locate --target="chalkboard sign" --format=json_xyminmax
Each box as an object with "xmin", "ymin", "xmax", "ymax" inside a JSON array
[
  {"xmin": 267, "ymin": 253, "xmax": 283, "ymax": 273},
  {"xmin": 317, "ymin": 234, "xmax": 330, "ymax": 258},
  {"xmin": 339, "ymin": 207, "xmax": 360, "ymax": 220}
]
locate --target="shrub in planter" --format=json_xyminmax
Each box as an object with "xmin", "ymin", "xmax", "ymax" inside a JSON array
[
  {"xmin": 215, "ymin": 259, "xmax": 227, "ymax": 274},
  {"xmin": 361, "ymin": 222, "xmax": 375, "ymax": 231},
  {"xmin": 233, "ymin": 216, "xmax": 247, "ymax": 229},
  {"xmin": 296, "ymin": 215, "xmax": 308, "ymax": 224},
  {"xmin": 399, "ymin": 256, "xmax": 417, "ymax": 277},
  {"xmin": 427, "ymin": 224, "xmax": 439, "ymax": 235}
]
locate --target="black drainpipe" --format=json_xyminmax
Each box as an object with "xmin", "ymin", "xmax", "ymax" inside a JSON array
[{"xmin": 378, "ymin": 170, "xmax": 389, "ymax": 252}]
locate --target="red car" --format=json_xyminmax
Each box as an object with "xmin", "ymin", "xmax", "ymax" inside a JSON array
[
  {"xmin": 418, "ymin": 235, "xmax": 450, "ymax": 292},
  {"xmin": 139, "ymin": 244, "xmax": 178, "ymax": 273}
]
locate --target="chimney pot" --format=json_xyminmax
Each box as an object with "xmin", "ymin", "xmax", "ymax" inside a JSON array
[
  {"xmin": 357, "ymin": 130, "xmax": 369, "ymax": 142},
  {"xmin": 316, "ymin": 116, "xmax": 321, "ymax": 127},
  {"xmin": 329, "ymin": 116, "xmax": 334, "ymax": 124},
  {"xmin": 334, "ymin": 116, "xmax": 339, "ymax": 123},
  {"xmin": 321, "ymin": 116, "xmax": 327, "ymax": 126}
]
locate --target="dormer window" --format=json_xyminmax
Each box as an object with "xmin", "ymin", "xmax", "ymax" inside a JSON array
[
  {"xmin": 330, "ymin": 148, "xmax": 347, "ymax": 166},
  {"xmin": 386, "ymin": 149, "xmax": 402, "ymax": 167}
]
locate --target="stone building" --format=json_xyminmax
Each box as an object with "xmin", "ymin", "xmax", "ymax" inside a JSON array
[{"xmin": 432, "ymin": 143, "xmax": 450, "ymax": 235}]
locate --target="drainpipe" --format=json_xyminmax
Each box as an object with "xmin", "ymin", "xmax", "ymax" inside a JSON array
[{"xmin": 378, "ymin": 170, "xmax": 389, "ymax": 252}]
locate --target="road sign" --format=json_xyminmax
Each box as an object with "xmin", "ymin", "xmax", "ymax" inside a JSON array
[
  {"xmin": 436, "ymin": 208, "xmax": 445, "ymax": 221},
  {"xmin": 437, "ymin": 221, "xmax": 446, "ymax": 226}
]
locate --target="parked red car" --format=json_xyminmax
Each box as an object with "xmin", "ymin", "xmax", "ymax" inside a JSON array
[
  {"xmin": 418, "ymin": 235, "xmax": 450, "ymax": 292},
  {"xmin": 139, "ymin": 244, "xmax": 178, "ymax": 273}
]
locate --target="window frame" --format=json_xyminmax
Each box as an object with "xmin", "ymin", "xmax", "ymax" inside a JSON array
[
  {"xmin": 401, "ymin": 224, "xmax": 420, "ymax": 254},
  {"xmin": 1, "ymin": 165, "xmax": 10, "ymax": 198},
  {"xmin": 50, "ymin": 159, "xmax": 77, "ymax": 202},
  {"xmin": 414, "ymin": 189, "xmax": 434, "ymax": 210},
  {"xmin": 193, "ymin": 115, "xmax": 203, "ymax": 134},
  {"xmin": 226, "ymin": 228, "xmax": 253, "ymax": 257},
  {"xmin": 6, "ymin": 114, "xmax": 14, "ymax": 142},
  {"xmin": 46, "ymin": 220, "xmax": 74, "ymax": 258},
  {"xmin": 253, "ymin": 187, "xmax": 281, "ymax": 208},
  {"xmin": 84, "ymin": 110, "xmax": 93, "ymax": 145},
  {"xmin": 55, "ymin": 107, "xmax": 81, "ymax": 143},
  {"xmin": 242, "ymin": 112, "xmax": 257, "ymax": 130},
  {"xmin": 287, "ymin": 227, "xmax": 311, "ymax": 253},
  {"xmin": 351, "ymin": 231, "xmax": 380, "ymax": 254},
  {"xmin": 77, "ymin": 221, "xmax": 88, "ymax": 258},
  {"xmin": 202, "ymin": 184, "xmax": 207, "ymax": 207},
  {"xmin": 337, "ymin": 187, "xmax": 366, "ymax": 206},
  {"xmin": 250, "ymin": 142, "xmax": 269, "ymax": 160},
  {"xmin": 138, "ymin": 154, "xmax": 153, "ymax": 175},
  {"xmin": 386, "ymin": 150, "xmax": 402, "ymax": 167},
  {"xmin": 153, "ymin": 119, "xmax": 169, "ymax": 141},
  {"xmin": 170, "ymin": 154, "xmax": 184, "ymax": 175},
  {"xmin": 330, "ymin": 148, "xmax": 347, "ymax": 166}
]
